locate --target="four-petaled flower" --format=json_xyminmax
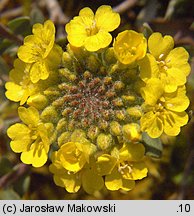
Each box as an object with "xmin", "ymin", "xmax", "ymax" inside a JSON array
[
  {"xmin": 5, "ymin": 59, "xmax": 36, "ymax": 105},
  {"xmin": 7, "ymin": 107, "xmax": 53, "ymax": 167},
  {"xmin": 139, "ymin": 32, "xmax": 190, "ymax": 93},
  {"xmin": 65, "ymin": 5, "xmax": 120, "ymax": 51},
  {"xmin": 113, "ymin": 30, "xmax": 147, "ymax": 65},
  {"xmin": 96, "ymin": 143, "xmax": 148, "ymax": 191},
  {"xmin": 18, "ymin": 20, "xmax": 62, "ymax": 83},
  {"xmin": 49, "ymin": 141, "xmax": 104, "ymax": 194},
  {"xmin": 140, "ymin": 78, "xmax": 189, "ymax": 138}
]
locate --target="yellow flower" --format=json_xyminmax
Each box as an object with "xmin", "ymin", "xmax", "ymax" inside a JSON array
[
  {"xmin": 5, "ymin": 59, "xmax": 36, "ymax": 105},
  {"xmin": 49, "ymin": 151, "xmax": 81, "ymax": 193},
  {"xmin": 7, "ymin": 106, "xmax": 53, "ymax": 167},
  {"xmin": 140, "ymin": 78, "xmax": 189, "ymax": 138},
  {"xmin": 139, "ymin": 32, "xmax": 190, "ymax": 93},
  {"xmin": 96, "ymin": 143, "xmax": 148, "ymax": 191},
  {"xmin": 122, "ymin": 123, "xmax": 141, "ymax": 142},
  {"xmin": 17, "ymin": 20, "xmax": 61, "ymax": 83},
  {"xmin": 49, "ymin": 142, "xmax": 104, "ymax": 194},
  {"xmin": 65, "ymin": 5, "xmax": 120, "ymax": 51},
  {"xmin": 113, "ymin": 30, "xmax": 147, "ymax": 65},
  {"xmin": 59, "ymin": 141, "xmax": 95, "ymax": 172}
]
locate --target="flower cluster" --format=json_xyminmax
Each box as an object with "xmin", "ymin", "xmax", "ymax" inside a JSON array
[
  {"xmin": 139, "ymin": 33, "xmax": 190, "ymax": 138},
  {"xmin": 6, "ymin": 5, "xmax": 190, "ymax": 194}
]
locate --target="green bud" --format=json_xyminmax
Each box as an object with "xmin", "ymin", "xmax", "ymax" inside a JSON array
[
  {"xmin": 115, "ymin": 110, "xmax": 126, "ymax": 121},
  {"xmin": 127, "ymin": 106, "xmax": 142, "ymax": 118},
  {"xmin": 121, "ymin": 68, "xmax": 138, "ymax": 83},
  {"xmin": 71, "ymin": 129, "xmax": 86, "ymax": 142},
  {"xmin": 122, "ymin": 123, "xmax": 141, "ymax": 142},
  {"xmin": 83, "ymin": 71, "xmax": 92, "ymax": 79},
  {"xmin": 112, "ymin": 98, "xmax": 124, "ymax": 107},
  {"xmin": 104, "ymin": 47, "xmax": 117, "ymax": 64},
  {"xmin": 110, "ymin": 121, "xmax": 121, "ymax": 136},
  {"xmin": 87, "ymin": 126, "xmax": 99, "ymax": 140},
  {"xmin": 103, "ymin": 76, "xmax": 112, "ymax": 85},
  {"xmin": 59, "ymin": 68, "xmax": 77, "ymax": 81},
  {"xmin": 122, "ymin": 95, "xmax": 136, "ymax": 103},
  {"xmin": 41, "ymin": 106, "xmax": 58, "ymax": 123},
  {"xmin": 56, "ymin": 118, "xmax": 67, "ymax": 133},
  {"xmin": 47, "ymin": 44, "xmax": 63, "ymax": 69},
  {"xmin": 86, "ymin": 54, "xmax": 100, "ymax": 72},
  {"xmin": 98, "ymin": 119, "xmax": 108, "ymax": 130},
  {"xmin": 68, "ymin": 120, "xmax": 76, "ymax": 131},
  {"xmin": 109, "ymin": 63, "xmax": 119, "ymax": 75},
  {"xmin": 113, "ymin": 81, "xmax": 125, "ymax": 91},
  {"xmin": 27, "ymin": 93, "xmax": 48, "ymax": 109},
  {"xmin": 97, "ymin": 133, "xmax": 113, "ymax": 150},
  {"xmin": 58, "ymin": 132, "xmax": 71, "ymax": 146},
  {"xmin": 45, "ymin": 123, "xmax": 57, "ymax": 143},
  {"xmin": 62, "ymin": 51, "xmax": 72, "ymax": 64}
]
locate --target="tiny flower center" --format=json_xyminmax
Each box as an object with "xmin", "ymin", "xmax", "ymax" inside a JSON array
[
  {"xmin": 86, "ymin": 21, "xmax": 99, "ymax": 36},
  {"xmin": 118, "ymin": 162, "xmax": 133, "ymax": 177},
  {"xmin": 119, "ymin": 44, "xmax": 137, "ymax": 57},
  {"xmin": 154, "ymin": 97, "xmax": 167, "ymax": 113},
  {"xmin": 156, "ymin": 57, "xmax": 171, "ymax": 73}
]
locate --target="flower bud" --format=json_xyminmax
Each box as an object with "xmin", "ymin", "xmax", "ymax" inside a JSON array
[
  {"xmin": 97, "ymin": 133, "xmax": 113, "ymax": 150},
  {"xmin": 27, "ymin": 93, "xmax": 48, "ymax": 109},
  {"xmin": 122, "ymin": 123, "xmax": 141, "ymax": 142}
]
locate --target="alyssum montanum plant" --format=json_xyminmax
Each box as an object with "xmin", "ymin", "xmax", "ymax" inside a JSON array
[{"xmin": 6, "ymin": 5, "xmax": 190, "ymax": 194}]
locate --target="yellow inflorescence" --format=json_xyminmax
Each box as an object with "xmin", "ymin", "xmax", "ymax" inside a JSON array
[{"xmin": 5, "ymin": 5, "xmax": 190, "ymax": 194}]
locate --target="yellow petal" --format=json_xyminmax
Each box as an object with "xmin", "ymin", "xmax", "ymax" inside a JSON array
[
  {"xmin": 53, "ymin": 173, "xmax": 81, "ymax": 193},
  {"xmin": 84, "ymin": 31, "xmax": 112, "ymax": 51},
  {"xmin": 164, "ymin": 86, "xmax": 190, "ymax": 112},
  {"xmin": 17, "ymin": 35, "xmax": 39, "ymax": 63},
  {"xmin": 10, "ymin": 140, "xmax": 30, "ymax": 153},
  {"xmin": 78, "ymin": 141, "xmax": 96, "ymax": 163},
  {"xmin": 33, "ymin": 20, "xmax": 55, "ymax": 58},
  {"xmin": 5, "ymin": 82, "xmax": 24, "ymax": 102},
  {"xmin": 59, "ymin": 142, "xmax": 86, "ymax": 172},
  {"xmin": 18, "ymin": 106, "xmax": 39, "ymax": 126},
  {"xmin": 27, "ymin": 93, "xmax": 48, "ymax": 109},
  {"xmin": 166, "ymin": 47, "xmax": 190, "ymax": 76},
  {"xmin": 37, "ymin": 124, "xmax": 50, "ymax": 151},
  {"xmin": 49, "ymin": 152, "xmax": 65, "ymax": 175},
  {"xmin": 30, "ymin": 61, "xmax": 49, "ymax": 83},
  {"xmin": 163, "ymin": 111, "xmax": 188, "ymax": 136},
  {"xmin": 139, "ymin": 54, "xmax": 159, "ymax": 82},
  {"xmin": 148, "ymin": 32, "xmax": 174, "ymax": 59},
  {"xmin": 20, "ymin": 89, "xmax": 31, "ymax": 105},
  {"xmin": 96, "ymin": 154, "xmax": 117, "ymax": 176},
  {"xmin": 9, "ymin": 59, "xmax": 25, "ymax": 83},
  {"xmin": 7, "ymin": 123, "xmax": 31, "ymax": 152},
  {"xmin": 21, "ymin": 140, "xmax": 48, "ymax": 167},
  {"xmin": 32, "ymin": 23, "xmax": 43, "ymax": 35},
  {"xmin": 79, "ymin": 7, "xmax": 94, "ymax": 24},
  {"xmin": 162, "ymin": 67, "xmax": 186, "ymax": 93},
  {"xmin": 119, "ymin": 143, "xmax": 145, "ymax": 161},
  {"xmin": 105, "ymin": 167, "xmax": 135, "ymax": 191},
  {"xmin": 126, "ymin": 162, "xmax": 148, "ymax": 180},
  {"xmin": 141, "ymin": 78, "xmax": 164, "ymax": 106},
  {"xmin": 65, "ymin": 18, "xmax": 87, "ymax": 47},
  {"xmin": 82, "ymin": 169, "xmax": 104, "ymax": 194},
  {"xmin": 140, "ymin": 111, "xmax": 163, "ymax": 138},
  {"xmin": 46, "ymin": 44, "xmax": 62, "ymax": 69},
  {"xmin": 95, "ymin": 5, "xmax": 120, "ymax": 31}
]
